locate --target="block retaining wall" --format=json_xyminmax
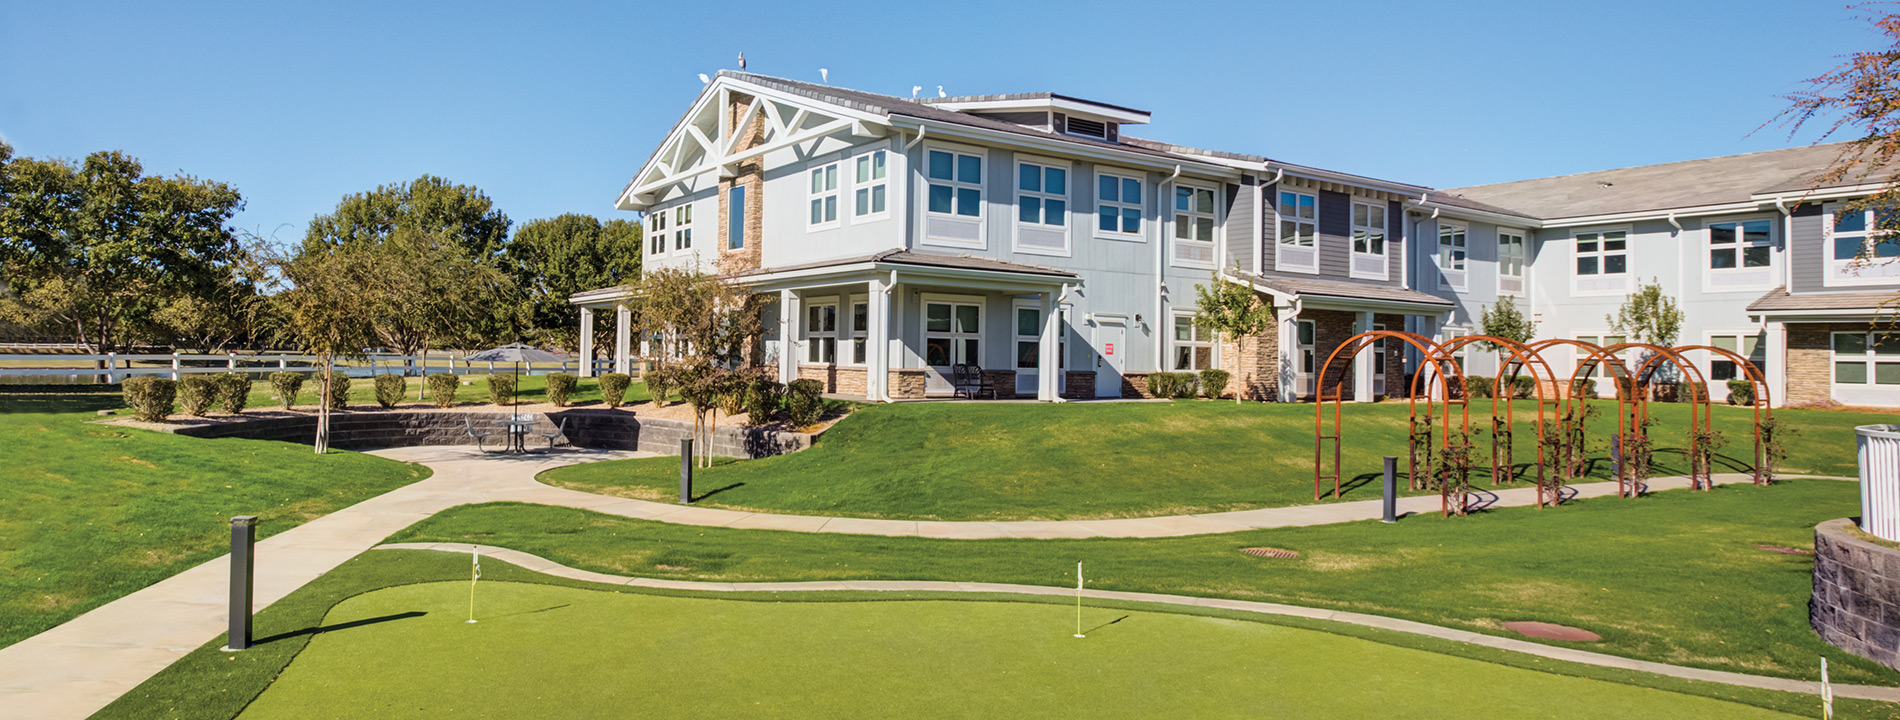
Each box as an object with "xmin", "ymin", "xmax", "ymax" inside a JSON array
[
  {"xmin": 1813, "ymin": 518, "xmax": 1900, "ymax": 670},
  {"xmin": 162, "ymin": 409, "xmax": 811, "ymax": 459}
]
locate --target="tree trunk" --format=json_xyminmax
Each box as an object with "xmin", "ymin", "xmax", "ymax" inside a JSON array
[{"xmin": 314, "ymin": 354, "xmax": 332, "ymax": 454}]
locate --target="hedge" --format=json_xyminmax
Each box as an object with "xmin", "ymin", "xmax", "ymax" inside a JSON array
[
  {"xmin": 322, "ymin": 372, "xmax": 351, "ymax": 410},
  {"xmin": 426, "ymin": 373, "xmax": 460, "ymax": 408},
  {"xmin": 269, "ymin": 372, "xmax": 305, "ymax": 410},
  {"xmin": 598, "ymin": 373, "xmax": 631, "ymax": 408},
  {"xmin": 373, "ymin": 374, "xmax": 406, "ymax": 409},
  {"xmin": 786, "ymin": 378, "xmax": 824, "ymax": 427},
  {"xmin": 123, "ymin": 376, "xmax": 176, "ymax": 422},
  {"xmin": 1199, "ymin": 369, "xmax": 1231, "ymax": 399},
  {"xmin": 177, "ymin": 376, "xmax": 216, "ymax": 416},
  {"xmin": 215, "ymin": 373, "xmax": 250, "ymax": 415},
  {"xmin": 488, "ymin": 374, "xmax": 517, "ymax": 406},
  {"xmin": 1727, "ymin": 379, "xmax": 1756, "ymax": 406}
]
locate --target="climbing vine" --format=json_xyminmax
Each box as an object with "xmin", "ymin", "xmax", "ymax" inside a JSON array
[
  {"xmin": 1436, "ymin": 427, "xmax": 1478, "ymax": 516},
  {"xmin": 1759, "ymin": 416, "xmax": 1791, "ymax": 485},
  {"xmin": 1689, "ymin": 425, "xmax": 1727, "ymax": 490}
]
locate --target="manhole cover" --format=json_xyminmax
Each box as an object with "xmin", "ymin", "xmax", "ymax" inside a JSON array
[
  {"xmin": 1756, "ymin": 545, "xmax": 1813, "ymax": 556},
  {"xmin": 1240, "ymin": 547, "xmax": 1300, "ymax": 559},
  {"xmin": 1502, "ymin": 621, "xmax": 1600, "ymax": 642}
]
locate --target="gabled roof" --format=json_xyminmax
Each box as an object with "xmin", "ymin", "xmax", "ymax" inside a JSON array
[{"xmin": 1443, "ymin": 143, "xmax": 1858, "ymax": 220}]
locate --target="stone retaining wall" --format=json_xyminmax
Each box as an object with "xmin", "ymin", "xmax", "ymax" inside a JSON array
[
  {"xmin": 163, "ymin": 409, "xmax": 811, "ymax": 459},
  {"xmin": 1813, "ymin": 518, "xmax": 1900, "ymax": 670}
]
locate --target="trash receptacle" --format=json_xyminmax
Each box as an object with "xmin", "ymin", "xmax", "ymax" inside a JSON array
[{"xmin": 1857, "ymin": 425, "xmax": 1900, "ymax": 541}]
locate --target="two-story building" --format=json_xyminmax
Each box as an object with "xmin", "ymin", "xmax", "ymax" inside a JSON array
[{"xmin": 572, "ymin": 71, "xmax": 1898, "ymax": 408}]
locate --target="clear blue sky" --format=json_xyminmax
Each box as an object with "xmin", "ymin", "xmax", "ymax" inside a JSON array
[{"xmin": 0, "ymin": 0, "xmax": 1874, "ymax": 244}]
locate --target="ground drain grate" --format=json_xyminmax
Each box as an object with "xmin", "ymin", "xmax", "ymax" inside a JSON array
[
  {"xmin": 1756, "ymin": 545, "xmax": 1813, "ymax": 556},
  {"xmin": 1240, "ymin": 547, "xmax": 1300, "ymax": 559}
]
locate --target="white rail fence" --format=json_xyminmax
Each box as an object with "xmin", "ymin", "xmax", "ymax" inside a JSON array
[{"xmin": 0, "ymin": 352, "xmax": 615, "ymax": 383}]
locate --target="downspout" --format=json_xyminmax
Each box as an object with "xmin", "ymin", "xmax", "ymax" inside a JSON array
[
  {"xmin": 903, "ymin": 126, "xmax": 928, "ymax": 150},
  {"xmin": 1667, "ymin": 212, "xmax": 1683, "ymax": 233},
  {"xmin": 1157, "ymin": 164, "xmax": 1182, "ymax": 373}
]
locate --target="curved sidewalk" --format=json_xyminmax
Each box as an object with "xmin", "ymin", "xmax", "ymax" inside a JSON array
[{"xmin": 384, "ymin": 541, "xmax": 1900, "ymax": 703}]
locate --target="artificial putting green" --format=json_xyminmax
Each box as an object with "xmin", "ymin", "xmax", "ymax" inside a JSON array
[{"xmin": 237, "ymin": 580, "xmax": 1799, "ymax": 720}]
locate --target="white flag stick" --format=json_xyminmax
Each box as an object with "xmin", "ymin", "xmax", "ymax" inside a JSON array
[
  {"xmin": 1822, "ymin": 656, "xmax": 1833, "ymax": 720},
  {"xmin": 467, "ymin": 547, "xmax": 480, "ymax": 624},
  {"xmin": 1073, "ymin": 561, "xmax": 1085, "ymax": 638}
]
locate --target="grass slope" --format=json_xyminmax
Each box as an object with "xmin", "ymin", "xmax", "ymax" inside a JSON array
[
  {"xmin": 395, "ymin": 478, "xmax": 1895, "ymax": 685},
  {"xmin": 237, "ymin": 580, "xmax": 1800, "ymax": 719},
  {"xmin": 542, "ymin": 400, "xmax": 1863, "ymax": 521},
  {"xmin": 0, "ymin": 390, "xmax": 429, "ymax": 649}
]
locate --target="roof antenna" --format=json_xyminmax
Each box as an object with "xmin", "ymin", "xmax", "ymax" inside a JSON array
[
  {"xmin": 698, "ymin": 73, "xmax": 710, "ymax": 85},
  {"xmin": 937, "ymin": 85, "xmax": 946, "ymax": 98},
  {"xmin": 912, "ymin": 85, "xmax": 922, "ymax": 99},
  {"xmin": 738, "ymin": 52, "xmax": 746, "ymax": 70},
  {"xmin": 820, "ymin": 68, "xmax": 829, "ymax": 83}
]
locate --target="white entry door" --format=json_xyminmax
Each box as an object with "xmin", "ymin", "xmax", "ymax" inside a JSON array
[
  {"xmin": 1013, "ymin": 302, "xmax": 1065, "ymax": 396},
  {"xmin": 1296, "ymin": 319, "xmax": 1317, "ymax": 400},
  {"xmin": 1372, "ymin": 323, "xmax": 1387, "ymax": 397},
  {"xmin": 1095, "ymin": 319, "xmax": 1126, "ymax": 398},
  {"xmin": 923, "ymin": 296, "xmax": 982, "ymax": 395}
]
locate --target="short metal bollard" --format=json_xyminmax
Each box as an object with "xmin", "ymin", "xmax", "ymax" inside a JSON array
[
  {"xmin": 223, "ymin": 515, "xmax": 257, "ymax": 651},
  {"xmin": 1381, "ymin": 456, "xmax": 1398, "ymax": 523},
  {"xmin": 679, "ymin": 438, "xmax": 693, "ymax": 505}
]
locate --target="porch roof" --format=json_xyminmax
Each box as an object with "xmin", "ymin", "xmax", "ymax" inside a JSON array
[
  {"xmin": 1747, "ymin": 286, "xmax": 1900, "ymax": 317},
  {"xmin": 1224, "ymin": 269, "xmax": 1454, "ymax": 314},
  {"xmin": 734, "ymin": 249, "xmax": 1078, "ymax": 293}
]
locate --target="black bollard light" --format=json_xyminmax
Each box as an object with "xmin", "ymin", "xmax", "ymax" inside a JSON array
[
  {"xmin": 679, "ymin": 438, "xmax": 693, "ymax": 505},
  {"xmin": 1382, "ymin": 456, "xmax": 1398, "ymax": 523},
  {"xmin": 223, "ymin": 515, "xmax": 257, "ymax": 651}
]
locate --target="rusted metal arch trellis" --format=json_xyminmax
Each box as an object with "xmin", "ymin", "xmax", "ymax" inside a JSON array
[
  {"xmin": 1527, "ymin": 338, "xmax": 1637, "ymax": 494},
  {"xmin": 1669, "ymin": 344, "xmax": 1773, "ymax": 486},
  {"xmin": 1435, "ymin": 335, "xmax": 1567, "ymax": 508},
  {"xmin": 1616, "ymin": 343, "xmax": 1718, "ymax": 491},
  {"xmin": 1312, "ymin": 330, "xmax": 1455, "ymax": 513}
]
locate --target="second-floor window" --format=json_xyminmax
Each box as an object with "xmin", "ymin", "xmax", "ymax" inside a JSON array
[
  {"xmin": 1574, "ymin": 230, "xmax": 1628, "ymax": 293},
  {"xmin": 808, "ymin": 162, "xmax": 840, "ymax": 229},
  {"xmin": 1437, "ymin": 222, "xmax": 1468, "ymax": 290},
  {"xmin": 925, "ymin": 147, "xmax": 984, "ymax": 246},
  {"xmin": 648, "ymin": 210, "xmax": 668, "ymax": 256},
  {"xmin": 673, "ymin": 205, "xmax": 693, "ymax": 251},
  {"xmin": 1277, "ymin": 190, "xmax": 1317, "ymax": 272},
  {"xmin": 1350, "ymin": 199, "xmax": 1387, "ymax": 280},
  {"xmin": 1498, "ymin": 229, "xmax": 1526, "ymax": 295},
  {"xmin": 1096, "ymin": 171, "xmax": 1142, "ymax": 239},
  {"xmin": 1708, "ymin": 218, "xmax": 1772, "ymax": 289},
  {"xmin": 1828, "ymin": 205, "xmax": 1900, "ymax": 285},
  {"xmin": 1173, "ymin": 185, "xmax": 1216, "ymax": 266},
  {"xmin": 727, "ymin": 186, "xmax": 745, "ymax": 250},
  {"xmin": 1016, "ymin": 160, "xmax": 1068, "ymax": 254},
  {"xmin": 854, "ymin": 150, "xmax": 888, "ymax": 219}
]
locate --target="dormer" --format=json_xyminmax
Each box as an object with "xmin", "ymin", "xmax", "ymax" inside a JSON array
[{"xmin": 923, "ymin": 93, "xmax": 1150, "ymax": 143}]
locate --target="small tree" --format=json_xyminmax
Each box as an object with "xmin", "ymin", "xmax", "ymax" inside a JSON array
[
  {"xmin": 1193, "ymin": 270, "xmax": 1275, "ymax": 404},
  {"xmin": 270, "ymin": 245, "xmax": 378, "ymax": 453},
  {"xmin": 1478, "ymin": 295, "xmax": 1537, "ymax": 348},
  {"xmin": 1607, "ymin": 277, "xmax": 1682, "ymax": 346}
]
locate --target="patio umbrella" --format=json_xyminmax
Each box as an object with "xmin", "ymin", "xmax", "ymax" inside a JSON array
[{"xmin": 463, "ymin": 342, "xmax": 567, "ymax": 417}]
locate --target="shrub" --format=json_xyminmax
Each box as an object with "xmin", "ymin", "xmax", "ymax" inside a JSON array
[
  {"xmin": 123, "ymin": 376, "xmax": 176, "ymax": 422},
  {"xmin": 215, "ymin": 373, "xmax": 251, "ymax": 414},
  {"xmin": 546, "ymin": 373, "xmax": 578, "ymax": 407},
  {"xmin": 1145, "ymin": 373, "xmax": 1179, "ymax": 399},
  {"xmin": 323, "ymin": 371, "xmax": 352, "ymax": 410},
  {"xmin": 1199, "ymin": 369, "xmax": 1231, "ymax": 399},
  {"xmin": 1581, "ymin": 378, "xmax": 1599, "ymax": 399},
  {"xmin": 1680, "ymin": 381, "xmax": 1707, "ymax": 403},
  {"xmin": 598, "ymin": 372, "xmax": 632, "ymax": 408},
  {"xmin": 786, "ymin": 378, "xmax": 825, "ymax": 427},
  {"xmin": 426, "ymin": 373, "xmax": 461, "ymax": 408},
  {"xmin": 1463, "ymin": 376, "xmax": 1495, "ymax": 399},
  {"xmin": 645, "ymin": 365, "xmax": 676, "ymax": 406},
  {"xmin": 745, "ymin": 377, "xmax": 785, "ymax": 425},
  {"xmin": 1509, "ymin": 376, "xmax": 1535, "ymax": 399},
  {"xmin": 1727, "ymin": 379, "xmax": 1756, "ymax": 406},
  {"xmin": 373, "ymin": 373, "xmax": 406, "ymax": 409},
  {"xmin": 487, "ymin": 373, "xmax": 517, "ymax": 406},
  {"xmin": 1170, "ymin": 372, "xmax": 1200, "ymax": 399},
  {"xmin": 716, "ymin": 371, "xmax": 749, "ymax": 419},
  {"xmin": 269, "ymin": 371, "xmax": 305, "ymax": 410},
  {"xmin": 177, "ymin": 376, "xmax": 216, "ymax": 416}
]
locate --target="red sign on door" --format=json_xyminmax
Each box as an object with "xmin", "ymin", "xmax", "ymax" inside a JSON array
[{"xmin": 1105, "ymin": 343, "xmax": 1114, "ymax": 355}]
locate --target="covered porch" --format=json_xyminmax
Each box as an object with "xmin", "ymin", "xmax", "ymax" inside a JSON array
[{"xmin": 1221, "ymin": 270, "xmax": 1454, "ymax": 402}]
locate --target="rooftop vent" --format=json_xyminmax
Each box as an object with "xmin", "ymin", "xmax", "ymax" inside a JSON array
[{"xmin": 1065, "ymin": 116, "xmax": 1110, "ymax": 140}]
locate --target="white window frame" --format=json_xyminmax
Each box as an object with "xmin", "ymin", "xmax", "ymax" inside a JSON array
[
  {"xmin": 921, "ymin": 142, "xmax": 987, "ymax": 249},
  {"xmin": 921, "ymin": 292, "xmax": 985, "ymax": 387},
  {"xmin": 647, "ymin": 209, "xmax": 668, "ymax": 258},
  {"xmin": 1012, "ymin": 155, "xmax": 1072, "ymax": 257},
  {"xmin": 1832, "ymin": 330, "xmax": 1900, "ymax": 387},
  {"xmin": 1570, "ymin": 227, "xmax": 1631, "ymax": 296},
  {"xmin": 726, "ymin": 185, "xmax": 746, "ymax": 252},
  {"xmin": 846, "ymin": 294, "xmax": 870, "ymax": 366},
  {"xmin": 1437, "ymin": 220, "xmax": 1468, "ymax": 291},
  {"xmin": 1171, "ymin": 182, "xmax": 1219, "ymax": 269},
  {"xmin": 852, "ymin": 149, "xmax": 890, "ymax": 223},
  {"xmin": 1349, "ymin": 198, "xmax": 1389, "ymax": 281},
  {"xmin": 1824, "ymin": 203, "xmax": 1900, "ymax": 287},
  {"xmin": 1705, "ymin": 329, "xmax": 1766, "ymax": 385},
  {"xmin": 1275, "ymin": 189, "xmax": 1319, "ymax": 274},
  {"xmin": 807, "ymin": 160, "xmax": 841, "ymax": 231},
  {"xmin": 1094, "ymin": 168, "xmax": 1145, "ymax": 242},
  {"xmin": 1440, "ymin": 326, "xmax": 1469, "ymax": 371},
  {"xmin": 1170, "ymin": 310, "xmax": 1217, "ymax": 371},
  {"xmin": 672, "ymin": 204, "xmax": 694, "ymax": 252},
  {"xmin": 1013, "ymin": 300, "xmax": 1067, "ymax": 395},
  {"xmin": 1573, "ymin": 332, "xmax": 1629, "ymax": 381},
  {"xmin": 1703, "ymin": 215, "xmax": 1776, "ymax": 292},
  {"xmin": 1497, "ymin": 228, "xmax": 1527, "ymax": 296},
  {"xmin": 803, "ymin": 300, "xmax": 838, "ymax": 364}
]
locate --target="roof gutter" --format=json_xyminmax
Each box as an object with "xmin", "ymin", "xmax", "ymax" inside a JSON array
[{"xmin": 886, "ymin": 117, "xmax": 1235, "ymax": 178}]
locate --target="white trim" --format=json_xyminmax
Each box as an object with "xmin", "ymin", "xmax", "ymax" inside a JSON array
[
  {"xmin": 921, "ymin": 293, "xmax": 985, "ymax": 395},
  {"xmin": 802, "ymin": 298, "xmax": 840, "ymax": 365},
  {"xmin": 1700, "ymin": 213, "xmax": 1778, "ymax": 293},
  {"xmin": 1012, "ymin": 298, "xmax": 1067, "ymax": 395},
  {"xmin": 1569, "ymin": 225, "xmax": 1632, "ymax": 297},
  {"xmin": 845, "ymin": 293, "xmax": 870, "ymax": 366},
  {"xmin": 1171, "ymin": 180, "xmax": 1220, "ymax": 269},
  {"xmin": 850, "ymin": 148, "xmax": 891, "ymax": 223},
  {"xmin": 670, "ymin": 203, "xmax": 695, "ymax": 253},
  {"xmin": 1274, "ymin": 188, "xmax": 1319, "ymax": 274},
  {"xmin": 920, "ymin": 141, "xmax": 988, "ymax": 250},
  {"xmin": 887, "ymin": 117, "xmax": 1236, "ymax": 180},
  {"xmin": 1012, "ymin": 154, "xmax": 1073, "ymax": 258},
  {"xmin": 1829, "ymin": 329, "xmax": 1900, "ymax": 391},
  {"xmin": 1496, "ymin": 226, "xmax": 1528, "ymax": 296},
  {"xmin": 1093, "ymin": 167, "xmax": 1146, "ymax": 242},
  {"xmin": 805, "ymin": 159, "xmax": 842, "ymax": 231},
  {"xmin": 1348, "ymin": 197, "xmax": 1390, "ymax": 281},
  {"xmin": 646, "ymin": 209, "xmax": 668, "ymax": 259},
  {"xmin": 1702, "ymin": 328, "xmax": 1767, "ymax": 401}
]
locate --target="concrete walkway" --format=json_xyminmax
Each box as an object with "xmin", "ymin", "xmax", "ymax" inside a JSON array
[
  {"xmin": 384, "ymin": 541, "xmax": 1900, "ymax": 703},
  {"xmin": 0, "ymin": 443, "xmax": 1859, "ymax": 719}
]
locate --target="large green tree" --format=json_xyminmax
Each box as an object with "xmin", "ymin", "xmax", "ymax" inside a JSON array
[
  {"xmin": 503, "ymin": 213, "xmax": 642, "ymax": 353},
  {"xmin": 0, "ymin": 144, "xmax": 245, "ymax": 353},
  {"xmin": 268, "ymin": 243, "xmax": 379, "ymax": 453},
  {"xmin": 303, "ymin": 174, "xmax": 511, "ymax": 259}
]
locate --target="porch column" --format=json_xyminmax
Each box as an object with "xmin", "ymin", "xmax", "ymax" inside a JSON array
[
  {"xmin": 1766, "ymin": 320, "xmax": 1787, "ymax": 409},
  {"xmin": 1039, "ymin": 290, "xmax": 1059, "ymax": 402},
  {"xmin": 1277, "ymin": 309, "xmax": 1298, "ymax": 402},
  {"xmin": 868, "ymin": 277, "xmax": 890, "ymax": 401},
  {"xmin": 578, "ymin": 307, "xmax": 595, "ymax": 378},
  {"xmin": 613, "ymin": 303, "xmax": 631, "ymax": 375},
  {"xmin": 779, "ymin": 290, "xmax": 801, "ymax": 384},
  {"xmin": 1354, "ymin": 310, "xmax": 1374, "ymax": 403}
]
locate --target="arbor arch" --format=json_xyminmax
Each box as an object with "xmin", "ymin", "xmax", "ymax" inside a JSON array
[
  {"xmin": 1528, "ymin": 338, "xmax": 1638, "ymax": 493},
  {"xmin": 1432, "ymin": 335, "xmax": 1566, "ymax": 508},
  {"xmin": 1313, "ymin": 330, "xmax": 1459, "ymax": 514},
  {"xmin": 1670, "ymin": 344, "xmax": 1772, "ymax": 485},
  {"xmin": 1615, "ymin": 343, "xmax": 1716, "ymax": 491}
]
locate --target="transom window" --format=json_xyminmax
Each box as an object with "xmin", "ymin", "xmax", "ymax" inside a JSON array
[
  {"xmin": 1096, "ymin": 171, "xmax": 1143, "ymax": 238},
  {"xmin": 1173, "ymin": 185, "xmax": 1217, "ymax": 266},
  {"xmin": 1277, "ymin": 190, "xmax": 1318, "ymax": 272},
  {"xmin": 927, "ymin": 149, "xmax": 983, "ymax": 218},
  {"xmin": 1574, "ymin": 230, "xmax": 1628, "ymax": 293},
  {"xmin": 1437, "ymin": 222, "xmax": 1468, "ymax": 290},
  {"xmin": 1498, "ymin": 229, "xmax": 1526, "ymax": 295},
  {"xmin": 672, "ymin": 205, "xmax": 693, "ymax": 251},
  {"xmin": 1828, "ymin": 205, "xmax": 1900, "ymax": 285},
  {"xmin": 1708, "ymin": 332, "xmax": 1766, "ymax": 382},
  {"xmin": 854, "ymin": 151, "xmax": 887, "ymax": 219},
  {"xmin": 1172, "ymin": 313, "xmax": 1214, "ymax": 371},
  {"xmin": 1350, "ymin": 199, "xmax": 1388, "ymax": 279},
  {"xmin": 808, "ymin": 162, "xmax": 840, "ymax": 229},
  {"xmin": 1835, "ymin": 331, "xmax": 1900, "ymax": 386},
  {"xmin": 804, "ymin": 302, "xmax": 837, "ymax": 364}
]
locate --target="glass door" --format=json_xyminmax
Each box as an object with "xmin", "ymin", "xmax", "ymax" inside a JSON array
[
  {"xmin": 924, "ymin": 298, "xmax": 982, "ymax": 395},
  {"xmin": 1296, "ymin": 320, "xmax": 1317, "ymax": 399}
]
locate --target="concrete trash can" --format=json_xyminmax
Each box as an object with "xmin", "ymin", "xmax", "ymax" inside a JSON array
[{"xmin": 1857, "ymin": 425, "xmax": 1900, "ymax": 541}]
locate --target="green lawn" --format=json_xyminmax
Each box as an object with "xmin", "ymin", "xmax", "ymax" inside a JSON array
[
  {"xmin": 232, "ymin": 580, "xmax": 1798, "ymax": 719},
  {"xmin": 394, "ymin": 478, "xmax": 1897, "ymax": 686},
  {"xmin": 0, "ymin": 390, "xmax": 431, "ymax": 649},
  {"xmin": 541, "ymin": 399, "xmax": 1864, "ymax": 521}
]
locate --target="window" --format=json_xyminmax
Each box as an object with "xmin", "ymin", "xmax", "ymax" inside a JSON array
[
  {"xmin": 1441, "ymin": 327, "xmax": 1468, "ymax": 371},
  {"xmin": 1498, "ymin": 229, "xmax": 1526, "ymax": 295},
  {"xmin": 1096, "ymin": 171, "xmax": 1143, "ymax": 239},
  {"xmin": 1350, "ymin": 199, "xmax": 1388, "ymax": 279},
  {"xmin": 1277, "ymin": 190, "xmax": 1318, "ymax": 272},
  {"xmin": 1437, "ymin": 222, "xmax": 1468, "ymax": 290},
  {"xmin": 1827, "ymin": 205, "xmax": 1900, "ymax": 285},
  {"xmin": 672, "ymin": 205, "xmax": 693, "ymax": 251},
  {"xmin": 804, "ymin": 302, "xmax": 837, "ymax": 364},
  {"xmin": 727, "ymin": 186, "xmax": 745, "ymax": 250},
  {"xmin": 1573, "ymin": 230, "xmax": 1628, "ymax": 293},
  {"xmin": 1575, "ymin": 334, "xmax": 1627, "ymax": 379},
  {"xmin": 1707, "ymin": 218, "xmax": 1772, "ymax": 289},
  {"xmin": 1016, "ymin": 160, "xmax": 1069, "ymax": 254},
  {"xmin": 1834, "ymin": 331, "xmax": 1900, "ymax": 385},
  {"xmin": 925, "ymin": 147, "xmax": 984, "ymax": 246},
  {"xmin": 1172, "ymin": 313, "xmax": 1214, "ymax": 370},
  {"xmin": 808, "ymin": 162, "xmax": 840, "ymax": 229},
  {"xmin": 1708, "ymin": 332, "xmax": 1766, "ymax": 382},
  {"xmin": 1015, "ymin": 306, "xmax": 1066, "ymax": 371},
  {"xmin": 1173, "ymin": 185, "xmax": 1217, "ymax": 266},
  {"xmin": 648, "ymin": 210, "xmax": 668, "ymax": 256},
  {"xmin": 849, "ymin": 300, "xmax": 869, "ymax": 365},
  {"xmin": 924, "ymin": 299, "xmax": 981, "ymax": 368},
  {"xmin": 854, "ymin": 150, "xmax": 888, "ymax": 220}
]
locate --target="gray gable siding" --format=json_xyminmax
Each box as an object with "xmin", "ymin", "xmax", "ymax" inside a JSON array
[
  {"xmin": 1224, "ymin": 177, "xmax": 1254, "ymax": 272},
  {"xmin": 1255, "ymin": 186, "xmax": 1400, "ymax": 288},
  {"xmin": 977, "ymin": 111, "xmax": 1050, "ymax": 131},
  {"xmin": 1790, "ymin": 203, "xmax": 1825, "ymax": 294},
  {"xmin": 1315, "ymin": 190, "xmax": 1352, "ymax": 282}
]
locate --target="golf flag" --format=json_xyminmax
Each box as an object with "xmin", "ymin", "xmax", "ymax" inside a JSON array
[
  {"xmin": 1074, "ymin": 561, "xmax": 1085, "ymax": 638},
  {"xmin": 1822, "ymin": 656, "xmax": 1834, "ymax": 719},
  {"xmin": 467, "ymin": 547, "xmax": 480, "ymax": 624}
]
